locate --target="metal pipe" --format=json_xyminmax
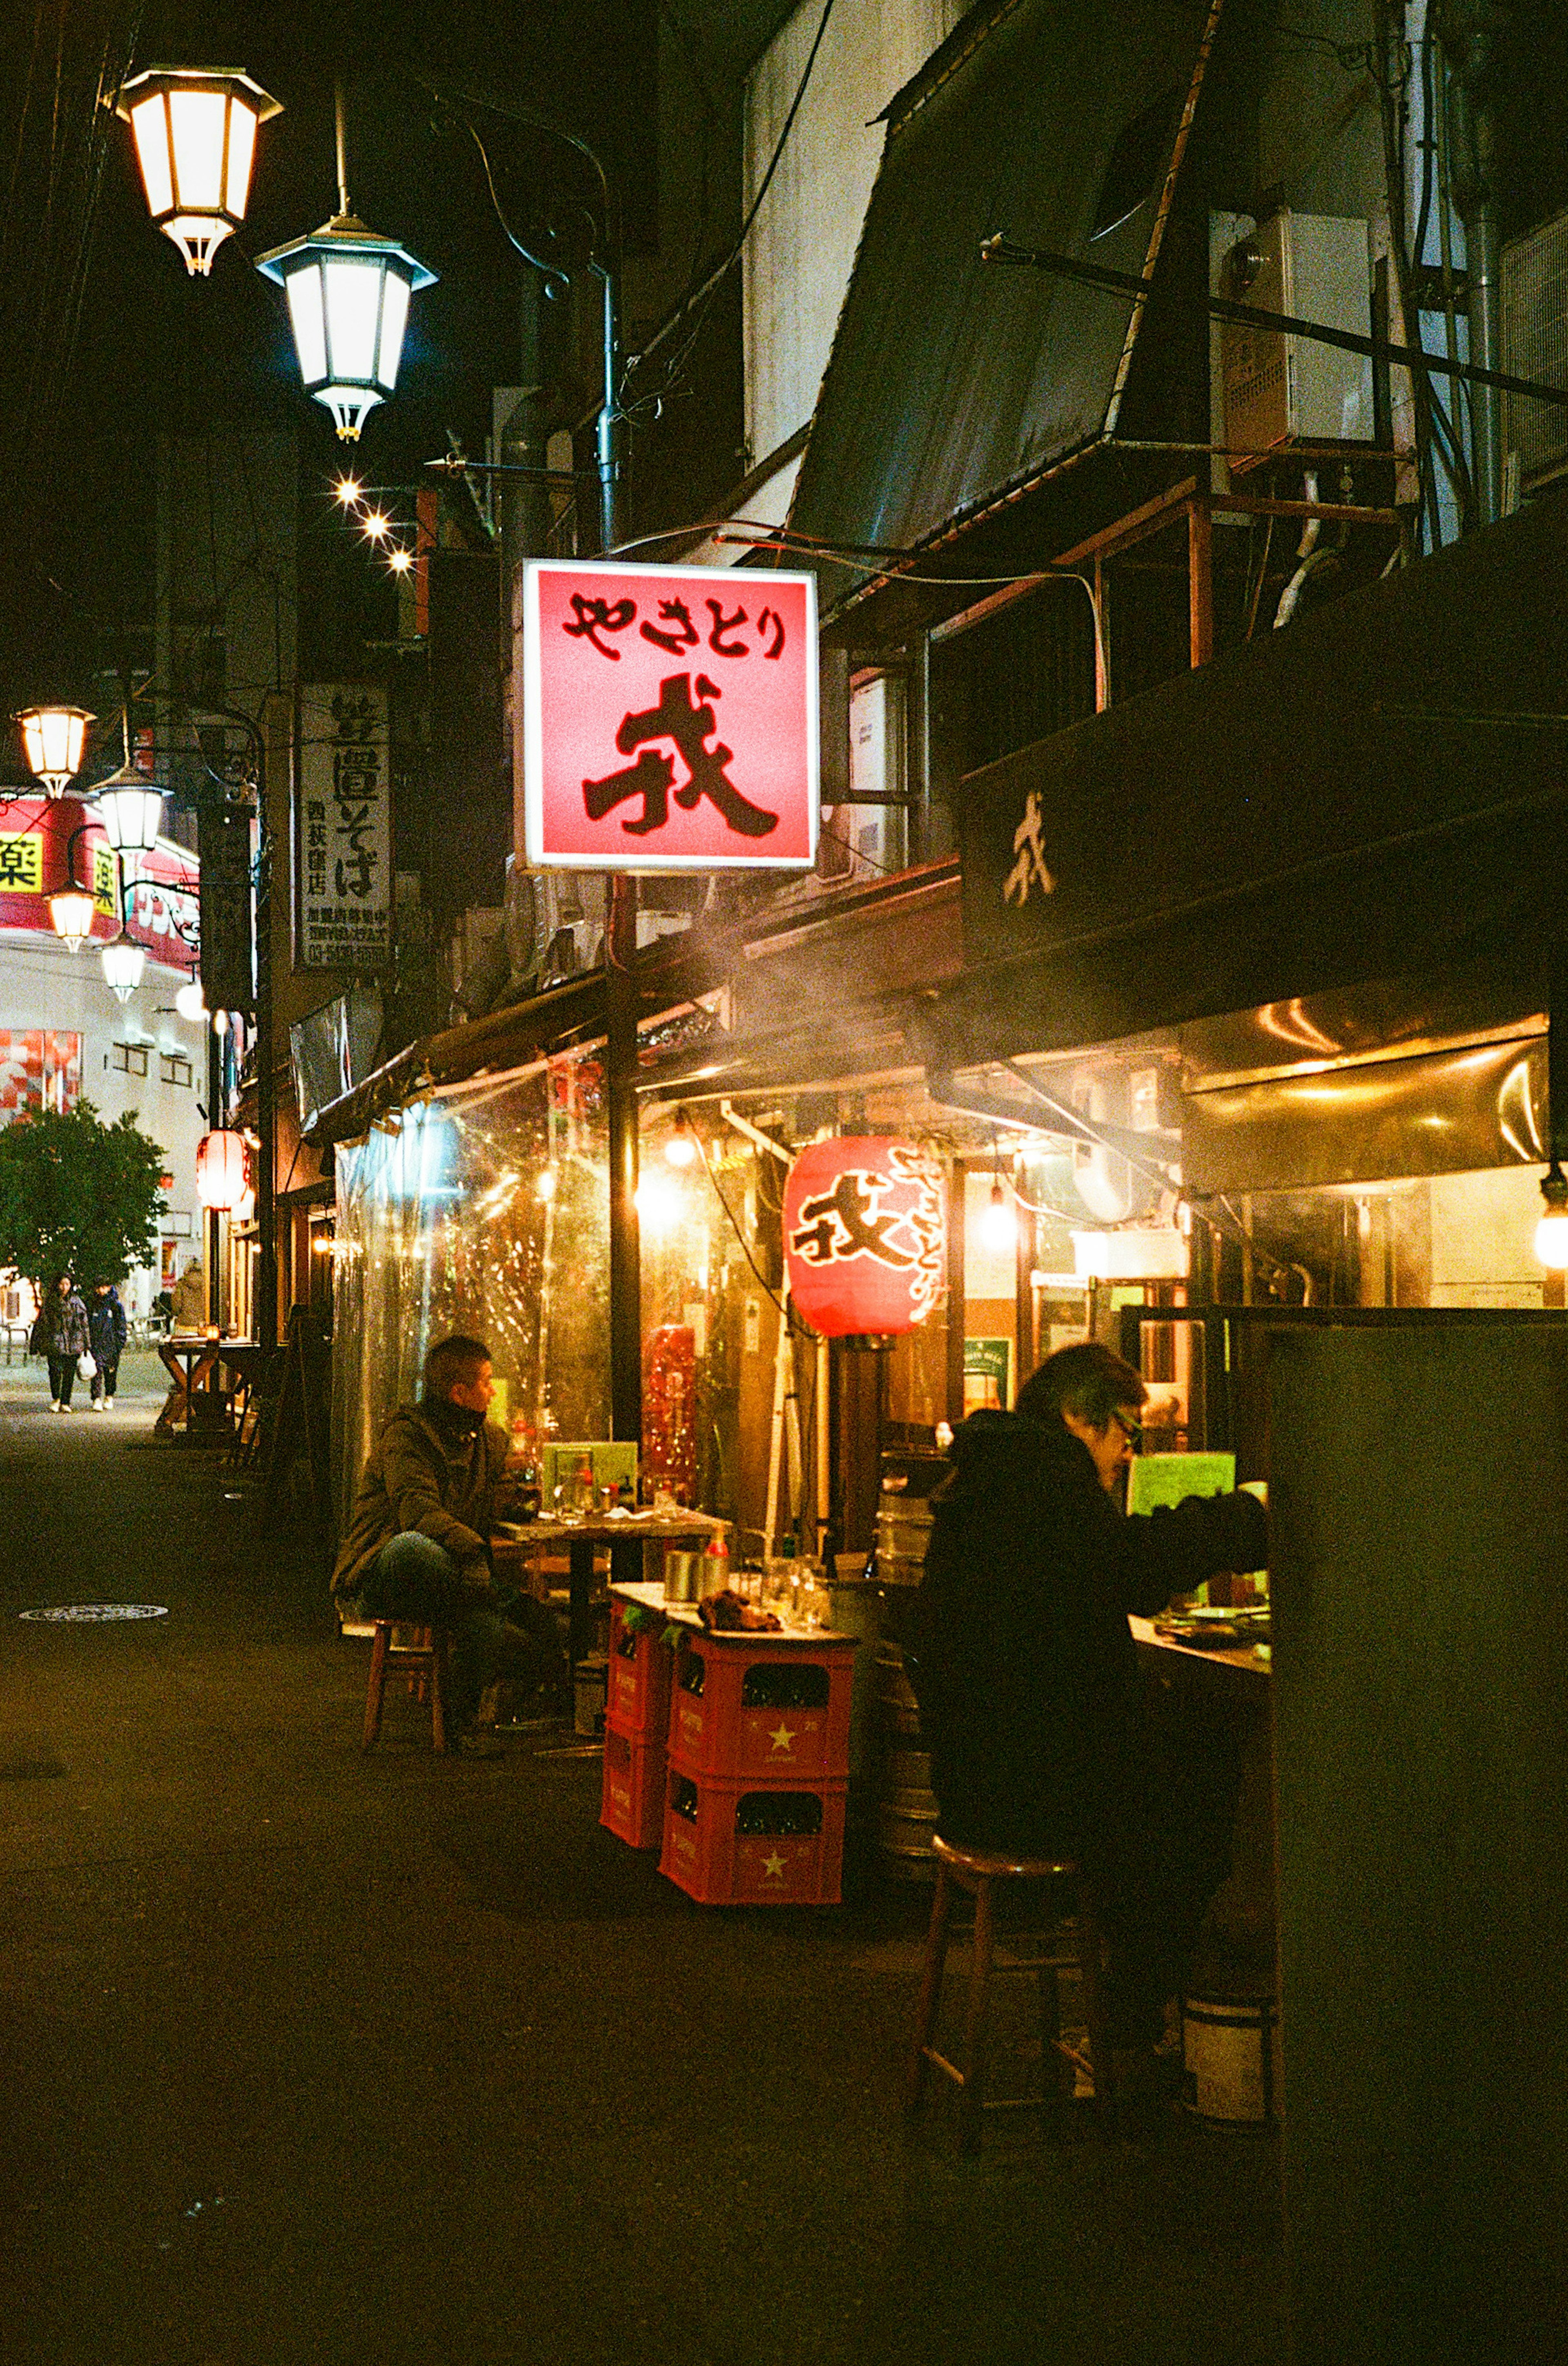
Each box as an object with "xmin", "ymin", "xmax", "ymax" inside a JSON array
[{"xmin": 334, "ymin": 78, "xmax": 350, "ymax": 218}]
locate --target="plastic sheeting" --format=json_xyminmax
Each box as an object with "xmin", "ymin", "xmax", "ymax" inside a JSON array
[{"xmin": 332, "ymin": 1046, "xmax": 609, "ymax": 1525}]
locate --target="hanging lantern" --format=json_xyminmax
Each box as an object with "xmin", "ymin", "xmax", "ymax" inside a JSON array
[
  {"xmin": 48, "ymin": 889, "xmax": 98, "ymax": 951},
  {"xmin": 92, "ymin": 766, "xmax": 165, "ymax": 852},
  {"xmin": 101, "ymin": 941, "xmax": 146, "ymax": 1003},
  {"xmin": 196, "ymin": 1130, "xmax": 249, "ymax": 1212},
  {"xmin": 257, "ymin": 217, "xmax": 436, "ymax": 440},
  {"xmin": 175, "ymin": 975, "xmax": 208, "ymax": 1022},
  {"xmin": 116, "ymin": 67, "xmax": 281, "ymax": 277},
  {"xmin": 15, "ymin": 705, "xmax": 94, "ymax": 796},
  {"xmin": 783, "ymin": 1137, "xmax": 946, "ymax": 1342}
]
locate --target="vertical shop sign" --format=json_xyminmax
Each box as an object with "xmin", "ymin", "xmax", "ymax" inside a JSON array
[
  {"xmin": 197, "ymin": 803, "xmax": 255, "ymax": 1013},
  {"xmin": 522, "ymin": 560, "xmax": 818, "ymax": 872},
  {"xmin": 295, "ymin": 685, "xmax": 391, "ymax": 970}
]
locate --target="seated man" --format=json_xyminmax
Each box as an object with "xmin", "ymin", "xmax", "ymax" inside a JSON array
[
  {"xmin": 907, "ymin": 1341, "xmax": 1268, "ymax": 2103},
  {"xmin": 332, "ymin": 1334, "xmax": 562, "ymax": 1751}
]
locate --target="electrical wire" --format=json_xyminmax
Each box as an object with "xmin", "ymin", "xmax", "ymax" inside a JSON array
[{"xmin": 693, "ymin": 1128, "xmax": 791, "ymax": 1324}]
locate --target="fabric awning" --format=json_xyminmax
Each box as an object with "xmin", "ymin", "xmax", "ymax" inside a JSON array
[
  {"xmin": 922, "ymin": 492, "xmax": 1568, "ymax": 1070},
  {"xmin": 788, "ymin": 0, "xmax": 1224, "ymax": 618}
]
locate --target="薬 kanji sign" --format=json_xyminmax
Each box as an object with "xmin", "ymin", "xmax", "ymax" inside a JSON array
[
  {"xmin": 522, "ymin": 560, "xmax": 818, "ymax": 872},
  {"xmin": 783, "ymin": 1137, "xmax": 945, "ymax": 1341}
]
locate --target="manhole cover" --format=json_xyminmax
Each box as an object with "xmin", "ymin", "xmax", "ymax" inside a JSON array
[{"xmin": 19, "ymin": 1604, "xmax": 170, "ymax": 1623}]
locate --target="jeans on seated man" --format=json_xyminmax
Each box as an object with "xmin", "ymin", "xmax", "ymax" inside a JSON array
[{"xmin": 332, "ymin": 1334, "xmax": 562, "ymax": 1747}]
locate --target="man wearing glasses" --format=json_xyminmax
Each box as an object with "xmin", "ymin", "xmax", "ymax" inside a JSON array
[{"xmin": 909, "ymin": 1341, "xmax": 1267, "ymax": 2120}]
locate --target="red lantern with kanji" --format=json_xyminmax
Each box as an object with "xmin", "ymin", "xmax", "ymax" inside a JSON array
[
  {"xmin": 783, "ymin": 1137, "xmax": 945, "ymax": 1341},
  {"xmin": 196, "ymin": 1129, "xmax": 249, "ymax": 1211}
]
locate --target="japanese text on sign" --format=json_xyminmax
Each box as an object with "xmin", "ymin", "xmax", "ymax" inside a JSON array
[
  {"xmin": 295, "ymin": 685, "xmax": 392, "ymax": 971},
  {"xmin": 523, "ymin": 562, "xmax": 818, "ymax": 872}
]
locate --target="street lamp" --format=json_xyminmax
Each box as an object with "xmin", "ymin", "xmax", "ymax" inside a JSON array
[
  {"xmin": 91, "ymin": 762, "xmax": 164, "ymax": 853},
  {"xmin": 101, "ymin": 940, "xmax": 147, "ymax": 1004},
  {"xmin": 116, "ymin": 67, "xmax": 282, "ymax": 277},
  {"xmin": 49, "ymin": 888, "xmax": 97, "ymax": 951},
  {"xmin": 15, "ymin": 704, "xmax": 94, "ymax": 796},
  {"xmin": 256, "ymin": 82, "xmax": 434, "ymax": 441}
]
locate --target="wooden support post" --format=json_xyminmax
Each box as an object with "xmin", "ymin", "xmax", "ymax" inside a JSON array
[{"xmin": 1188, "ymin": 497, "xmax": 1214, "ymax": 668}]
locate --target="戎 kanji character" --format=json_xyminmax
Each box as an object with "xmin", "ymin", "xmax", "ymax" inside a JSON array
[
  {"xmin": 1003, "ymin": 788, "xmax": 1056, "ymax": 907},
  {"xmin": 640, "ymin": 597, "xmax": 699, "ymax": 655},
  {"xmin": 582, "ymin": 671, "xmax": 778, "ymax": 839},
  {"xmin": 705, "ymin": 598, "xmax": 750, "ymax": 657},
  {"xmin": 563, "ymin": 593, "xmax": 637, "ymax": 658},
  {"xmin": 790, "ymin": 1173, "xmax": 914, "ymax": 1268},
  {"xmin": 755, "ymin": 606, "xmax": 786, "ymax": 660}
]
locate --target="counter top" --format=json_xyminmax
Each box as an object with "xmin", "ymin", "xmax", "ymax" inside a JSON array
[
  {"xmin": 1130, "ymin": 1614, "xmax": 1272, "ymax": 1681},
  {"xmin": 611, "ymin": 1579, "xmax": 855, "ymax": 1646}
]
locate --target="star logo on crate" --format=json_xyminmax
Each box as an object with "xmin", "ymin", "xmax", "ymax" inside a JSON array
[
  {"xmin": 761, "ymin": 1852, "xmax": 787, "ymax": 1880},
  {"xmin": 768, "ymin": 1723, "xmax": 796, "ymax": 1753}
]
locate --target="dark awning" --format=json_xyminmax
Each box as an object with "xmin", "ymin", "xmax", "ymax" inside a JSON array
[
  {"xmin": 920, "ymin": 493, "xmax": 1568, "ymax": 1070},
  {"xmin": 788, "ymin": 0, "xmax": 1224, "ymax": 620}
]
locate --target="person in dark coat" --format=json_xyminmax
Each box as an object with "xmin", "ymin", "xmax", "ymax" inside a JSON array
[
  {"xmin": 907, "ymin": 1341, "xmax": 1268, "ymax": 2079},
  {"xmin": 37, "ymin": 1273, "xmax": 90, "ymax": 1413},
  {"xmin": 332, "ymin": 1334, "xmax": 561, "ymax": 1750},
  {"xmin": 87, "ymin": 1279, "xmax": 129, "ymax": 1410}
]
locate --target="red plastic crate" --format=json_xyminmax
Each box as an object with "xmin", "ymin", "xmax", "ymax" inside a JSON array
[
  {"xmin": 667, "ymin": 1633, "xmax": 855, "ymax": 1782},
  {"xmin": 658, "ymin": 1766, "xmax": 847, "ymax": 1905},
  {"xmin": 600, "ymin": 1724, "xmax": 665, "ymax": 1850},
  {"xmin": 607, "ymin": 1597, "xmax": 674, "ymax": 1743}
]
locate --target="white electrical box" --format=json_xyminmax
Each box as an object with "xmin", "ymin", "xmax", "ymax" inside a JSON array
[
  {"xmin": 1501, "ymin": 206, "xmax": 1568, "ymax": 492},
  {"xmin": 1221, "ymin": 210, "xmax": 1373, "ymax": 457}
]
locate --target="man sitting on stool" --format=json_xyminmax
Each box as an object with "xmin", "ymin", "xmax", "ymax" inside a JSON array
[
  {"xmin": 908, "ymin": 1342, "xmax": 1268, "ymax": 2118},
  {"xmin": 332, "ymin": 1334, "xmax": 561, "ymax": 1753}
]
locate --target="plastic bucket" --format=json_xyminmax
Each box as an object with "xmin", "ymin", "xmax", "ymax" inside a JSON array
[{"xmin": 1181, "ymin": 1992, "xmax": 1281, "ymax": 2128}]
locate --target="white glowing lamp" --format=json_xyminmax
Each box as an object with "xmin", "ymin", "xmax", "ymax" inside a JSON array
[
  {"xmin": 257, "ymin": 216, "xmax": 436, "ymax": 440},
  {"xmin": 116, "ymin": 67, "xmax": 281, "ymax": 277},
  {"xmin": 175, "ymin": 975, "xmax": 208, "ymax": 1022},
  {"xmin": 49, "ymin": 889, "xmax": 97, "ymax": 951},
  {"xmin": 635, "ymin": 1170, "xmax": 682, "ymax": 1235},
  {"xmin": 91, "ymin": 765, "xmax": 165, "ymax": 853},
  {"xmin": 1536, "ymin": 1166, "xmax": 1568, "ymax": 1271},
  {"xmin": 978, "ymin": 1180, "xmax": 1018, "ymax": 1254},
  {"xmin": 101, "ymin": 941, "xmax": 146, "ymax": 1003},
  {"xmin": 16, "ymin": 704, "xmax": 94, "ymax": 795},
  {"xmin": 664, "ymin": 1111, "xmax": 697, "ymax": 1168}
]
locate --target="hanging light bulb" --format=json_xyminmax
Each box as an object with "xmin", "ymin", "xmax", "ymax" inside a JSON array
[
  {"xmin": 664, "ymin": 1110, "xmax": 697, "ymax": 1168},
  {"xmin": 15, "ymin": 704, "xmax": 94, "ymax": 796},
  {"xmin": 635, "ymin": 1171, "xmax": 682, "ymax": 1235},
  {"xmin": 101, "ymin": 941, "xmax": 146, "ymax": 1003},
  {"xmin": 175, "ymin": 974, "xmax": 208, "ymax": 1022},
  {"xmin": 978, "ymin": 1178, "xmax": 1018, "ymax": 1255},
  {"xmin": 1536, "ymin": 1165, "xmax": 1568, "ymax": 1271},
  {"xmin": 535, "ymin": 1167, "xmax": 558, "ymax": 1203},
  {"xmin": 333, "ymin": 473, "xmax": 364, "ymax": 506},
  {"xmin": 116, "ymin": 67, "xmax": 281, "ymax": 277},
  {"xmin": 49, "ymin": 889, "xmax": 98, "ymax": 951}
]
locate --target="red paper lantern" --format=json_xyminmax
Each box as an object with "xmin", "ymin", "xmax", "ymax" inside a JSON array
[
  {"xmin": 783, "ymin": 1137, "xmax": 945, "ymax": 1341},
  {"xmin": 196, "ymin": 1129, "xmax": 249, "ymax": 1212}
]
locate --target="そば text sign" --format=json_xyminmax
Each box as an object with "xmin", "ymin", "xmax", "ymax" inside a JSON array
[{"xmin": 523, "ymin": 561, "xmax": 818, "ymax": 871}]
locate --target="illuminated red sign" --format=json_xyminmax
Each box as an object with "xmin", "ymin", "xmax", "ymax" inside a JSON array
[
  {"xmin": 0, "ymin": 795, "xmax": 198, "ymax": 960},
  {"xmin": 522, "ymin": 560, "xmax": 818, "ymax": 872},
  {"xmin": 783, "ymin": 1138, "xmax": 946, "ymax": 1341}
]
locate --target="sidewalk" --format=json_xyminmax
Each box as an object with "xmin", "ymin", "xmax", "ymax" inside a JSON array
[{"xmin": 0, "ymin": 1370, "xmax": 1286, "ymax": 2366}]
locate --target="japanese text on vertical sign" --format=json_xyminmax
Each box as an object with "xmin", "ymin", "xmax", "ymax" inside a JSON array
[{"xmin": 295, "ymin": 685, "xmax": 392, "ymax": 971}]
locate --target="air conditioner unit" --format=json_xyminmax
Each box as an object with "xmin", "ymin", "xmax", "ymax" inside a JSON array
[
  {"xmin": 1221, "ymin": 210, "xmax": 1373, "ymax": 459},
  {"xmin": 1501, "ymin": 207, "xmax": 1568, "ymax": 492}
]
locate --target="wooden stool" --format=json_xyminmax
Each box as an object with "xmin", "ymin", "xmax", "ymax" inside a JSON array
[
  {"xmin": 906, "ymin": 1833, "xmax": 1111, "ymax": 2152},
  {"xmin": 361, "ymin": 1622, "xmax": 452, "ymax": 1755}
]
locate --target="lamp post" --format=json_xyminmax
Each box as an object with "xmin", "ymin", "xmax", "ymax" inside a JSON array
[
  {"xmin": 256, "ymin": 81, "xmax": 435, "ymax": 440},
  {"xmin": 15, "ymin": 705, "xmax": 94, "ymax": 796},
  {"xmin": 116, "ymin": 66, "xmax": 281, "ymax": 277}
]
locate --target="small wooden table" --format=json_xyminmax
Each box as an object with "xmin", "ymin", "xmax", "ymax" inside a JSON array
[
  {"xmin": 493, "ymin": 1511, "xmax": 724, "ymax": 1672},
  {"xmin": 158, "ymin": 1335, "xmax": 258, "ymax": 1437}
]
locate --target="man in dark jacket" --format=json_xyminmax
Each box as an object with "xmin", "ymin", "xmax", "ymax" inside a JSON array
[
  {"xmin": 332, "ymin": 1335, "xmax": 561, "ymax": 1748},
  {"xmin": 909, "ymin": 1341, "xmax": 1268, "ymax": 2078},
  {"xmin": 87, "ymin": 1280, "xmax": 129, "ymax": 1410}
]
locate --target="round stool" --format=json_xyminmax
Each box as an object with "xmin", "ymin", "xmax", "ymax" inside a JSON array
[{"xmin": 361, "ymin": 1622, "xmax": 452, "ymax": 1755}]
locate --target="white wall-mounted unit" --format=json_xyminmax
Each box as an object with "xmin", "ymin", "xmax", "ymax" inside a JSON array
[
  {"xmin": 1501, "ymin": 207, "xmax": 1568, "ymax": 493},
  {"xmin": 1221, "ymin": 210, "xmax": 1373, "ymax": 458}
]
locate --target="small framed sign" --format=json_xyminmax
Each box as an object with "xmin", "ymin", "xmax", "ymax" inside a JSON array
[{"xmin": 522, "ymin": 560, "xmax": 818, "ymax": 872}]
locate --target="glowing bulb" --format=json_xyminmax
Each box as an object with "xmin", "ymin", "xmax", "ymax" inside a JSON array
[
  {"xmin": 362, "ymin": 508, "xmax": 389, "ymax": 542},
  {"xmin": 664, "ymin": 1112, "xmax": 696, "ymax": 1167},
  {"xmin": 1536, "ymin": 1169, "xmax": 1568, "ymax": 1270},
  {"xmin": 175, "ymin": 978, "xmax": 207, "ymax": 1021},
  {"xmin": 978, "ymin": 1182, "xmax": 1018, "ymax": 1254},
  {"xmin": 635, "ymin": 1171, "xmax": 682, "ymax": 1235},
  {"xmin": 334, "ymin": 474, "xmax": 363, "ymax": 505},
  {"xmin": 387, "ymin": 545, "xmax": 413, "ymax": 575},
  {"xmin": 535, "ymin": 1167, "xmax": 558, "ymax": 1202}
]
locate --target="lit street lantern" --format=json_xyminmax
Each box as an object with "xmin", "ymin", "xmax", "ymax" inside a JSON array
[
  {"xmin": 783, "ymin": 1137, "xmax": 947, "ymax": 1342},
  {"xmin": 196, "ymin": 1129, "xmax": 250, "ymax": 1211},
  {"xmin": 15, "ymin": 704, "xmax": 93, "ymax": 796},
  {"xmin": 91, "ymin": 765, "xmax": 165, "ymax": 853},
  {"xmin": 257, "ymin": 79, "xmax": 434, "ymax": 441},
  {"xmin": 48, "ymin": 888, "xmax": 98, "ymax": 952},
  {"xmin": 175, "ymin": 974, "xmax": 209, "ymax": 1022},
  {"xmin": 101, "ymin": 941, "xmax": 147, "ymax": 1003},
  {"xmin": 116, "ymin": 66, "xmax": 281, "ymax": 277}
]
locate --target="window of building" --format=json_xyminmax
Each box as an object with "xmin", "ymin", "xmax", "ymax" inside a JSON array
[
  {"xmin": 111, "ymin": 1043, "xmax": 149, "ymax": 1078},
  {"xmin": 160, "ymin": 1053, "xmax": 193, "ymax": 1088}
]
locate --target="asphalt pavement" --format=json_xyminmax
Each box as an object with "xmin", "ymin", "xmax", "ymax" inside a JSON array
[{"xmin": 0, "ymin": 1349, "xmax": 1287, "ymax": 2366}]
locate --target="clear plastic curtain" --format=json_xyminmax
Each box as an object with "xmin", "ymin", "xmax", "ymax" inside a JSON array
[{"xmin": 332, "ymin": 1046, "xmax": 610, "ymax": 1526}]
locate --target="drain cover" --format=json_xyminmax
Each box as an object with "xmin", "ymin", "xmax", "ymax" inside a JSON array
[{"xmin": 19, "ymin": 1603, "xmax": 170, "ymax": 1623}]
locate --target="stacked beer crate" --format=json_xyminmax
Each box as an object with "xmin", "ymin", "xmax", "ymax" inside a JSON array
[
  {"xmin": 599, "ymin": 1598, "xmax": 673, "ymax": 1849},
  {"xmin": 658, "ymin": 1627, "xmax": 858, "ymax": 1905}
]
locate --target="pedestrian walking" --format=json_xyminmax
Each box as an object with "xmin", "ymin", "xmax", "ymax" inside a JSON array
[
  {"xmin": 36, "ymin": 1273, "xmax": 91, "ymax": 1413},
  {"xmin": 86, "ymin": 1278, "xmax": 128, "ymax": 1410}
]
